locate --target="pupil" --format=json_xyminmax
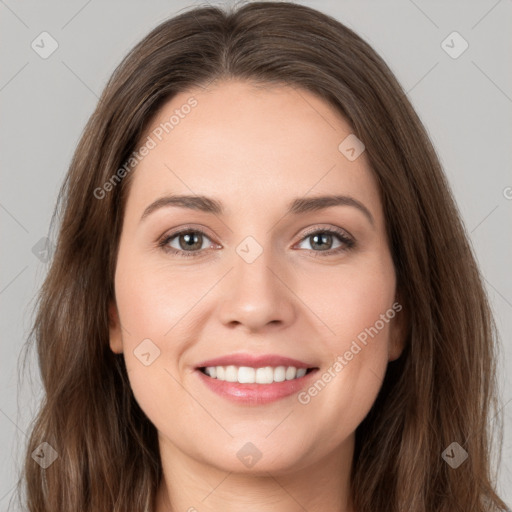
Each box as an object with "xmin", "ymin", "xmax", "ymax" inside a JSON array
[
  {"xmin": 312, "ymin": 233, "xmax": 331, "ymax": 250},
  {"xmin": 182, "ymin": 232, "xmax": 201, "ymax": 250}
]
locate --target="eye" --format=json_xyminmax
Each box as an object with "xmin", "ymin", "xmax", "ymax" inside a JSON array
[
  {"xmin": 294, "ymin": 227, "xmax": 355, "ymax": 256},
  {"xmin": 158, "ymin": 226, "xmax": 355, "ymax": 258},
  {"xmin": 158, "ymin": 228, "xmax": 217, "ymax": 258}
]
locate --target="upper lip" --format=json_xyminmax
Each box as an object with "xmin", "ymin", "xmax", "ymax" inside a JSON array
[{"xmin": 195, "ymin": 353, "xmax": 316, "ymax": 369}]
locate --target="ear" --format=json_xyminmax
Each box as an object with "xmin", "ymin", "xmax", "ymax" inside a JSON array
[
  {"xmin": 387, "ymin": 295, "xmax": 408, "ymax": 362},
  {"xmin": 108, "ymin": 301, "xmax": 124, "ymax": 354}
]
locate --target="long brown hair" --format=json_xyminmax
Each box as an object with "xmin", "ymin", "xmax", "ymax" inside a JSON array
[{"xmin": 16, "ymin": 2, "xmax": 508, "ymax": 511}]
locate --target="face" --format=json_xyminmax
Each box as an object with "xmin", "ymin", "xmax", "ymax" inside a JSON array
[{"xmin": 109, "ymin": 79, "xmax": 405, "ymax": 476}]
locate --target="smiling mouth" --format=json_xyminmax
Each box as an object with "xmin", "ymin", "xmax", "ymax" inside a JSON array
[{"xmin": 198, "ymin": 365, "xmax": 317, "ymax": 384}]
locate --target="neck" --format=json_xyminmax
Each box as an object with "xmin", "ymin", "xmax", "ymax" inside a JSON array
[{"xmin": 155, "ymin": 433, "xmax": 355, "ymax": 512}]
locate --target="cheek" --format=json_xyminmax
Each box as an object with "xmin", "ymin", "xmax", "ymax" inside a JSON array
[
  {"xmin": 114, "ymin": 253, "xmax": 205, "ymax": 345},
  {"xmin": 301, "ymin": 255, "xmax": 396, "ymax": 354},
  {"xmin": 113, "ymin": 255, "xmax": 193, "ymax": 411},
  {"xmin": 296, "ymin": 255, "xmax": 396, "ymax": 421}
]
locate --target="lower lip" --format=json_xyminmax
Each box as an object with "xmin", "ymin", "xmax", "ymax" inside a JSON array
[{"xmin": 196, "ymin": 368, "xmax": 319, "ymax": 405}]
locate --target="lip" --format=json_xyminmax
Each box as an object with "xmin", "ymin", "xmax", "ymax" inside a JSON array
[
  {"xmin": 196, "ymin": 368, "xmax": 319, "ymax": 405},
  {"xmin": 195, "ymin": 353, "xmax": 314, "ymax": 369},
  {"xmin": 194, "ymin": 352, "xmax": 319, "ymax": 405}
]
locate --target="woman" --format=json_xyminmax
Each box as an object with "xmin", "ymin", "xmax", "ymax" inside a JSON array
[{"xmin": 17, "ymin": 2, "xmax": 508, "ymax": 511}]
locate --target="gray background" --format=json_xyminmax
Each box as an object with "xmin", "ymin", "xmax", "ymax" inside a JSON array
[{"xmin": 1, "ymin": 0, "xmax": 511, "ymax": 509}]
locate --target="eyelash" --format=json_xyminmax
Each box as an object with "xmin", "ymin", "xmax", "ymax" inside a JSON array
[{"xmin": 157, "ymin": 226, "xmax": 355, "ymax": 258}]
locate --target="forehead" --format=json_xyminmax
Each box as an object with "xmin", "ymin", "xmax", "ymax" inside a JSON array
[{"xmin": 124, "ymin": 79, "xmax": 382, "ymax": 223}]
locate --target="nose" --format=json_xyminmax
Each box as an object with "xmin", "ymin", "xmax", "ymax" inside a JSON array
[{"xmin": 217, "ymin": 242, "xmax": 296, "ymax": 333}]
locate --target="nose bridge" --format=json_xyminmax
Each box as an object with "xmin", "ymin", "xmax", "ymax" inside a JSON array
[
  {"xmin": 234, "ymin": 234, "xmax": 276, "ymax": 292},
  {"xmin": 217, "ymin": 232, "xmax": 295, "ymax": 330}
]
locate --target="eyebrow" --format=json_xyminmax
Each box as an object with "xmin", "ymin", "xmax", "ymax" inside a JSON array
[{"xmin": 140, "ymin": 194, "xmax": 374, "ymax": 226}]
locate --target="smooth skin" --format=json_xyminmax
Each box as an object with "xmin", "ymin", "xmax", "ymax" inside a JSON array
[{"xmin": 108, "ymin": 79, "xmax": 406, "ymax": 512}]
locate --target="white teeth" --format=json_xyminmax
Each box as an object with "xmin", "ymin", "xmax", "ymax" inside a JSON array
[
  {"xmin": 225, "ymin": 365, "xmax": 237, "ymax": 382},
  {"xmin": 274, "ymin": 366, "xmax": 286, "ymax": 382},
  {"xmin": 285, "ymin": 366, "xmax": 297, "ymax": 380},
  {"xmin": 203, "ymin": 365, "xmax": 310, "ymax": 384},
  {"xmin": 255, "ymin": 367, "xmax": 274, "ymax": 384},
  {"xmin": 238, "ymin": 366, "xmax": 255, "ymax": 383}
]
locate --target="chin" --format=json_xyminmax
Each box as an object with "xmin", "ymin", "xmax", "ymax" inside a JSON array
[{"xmin": 196, "ymin": 440, "xmax": 314, "ymax": 476}]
